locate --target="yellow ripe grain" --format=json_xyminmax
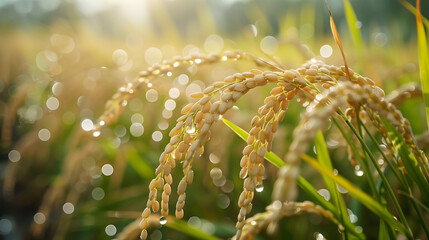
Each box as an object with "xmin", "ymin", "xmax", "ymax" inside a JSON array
[
  {"xmin": 190, "ymin": 103, "xmax": 200, "ymax": 113},
  {"xmin": 164, "ymin": 183, "xmax": 171, "ymax": 195},
  {"xmin": 240, "ymin": 155, "xmax": 248, "ymax": 167},
  {"xmin": 157, "ymin": 178, "xmax": 164, "ymax": 190},
  {"xmin": 246, "ymin": 135, "xmax": 255, "ymax": 145},
  {"xmin": 284, "ymin": 70, "xmax": 295, "ymax": 80},
  {"xmin": 322, "ymin": 83, "xmax": 332, "ymax": 89},
  {"xmin": 258, "ymin": 130, "xmax": 266, "ymax": 143},
  {"xmin": 149, "ymin": 179, "xmax": 157, "ymax": 190},
  {"xmin": 186, "ymin": 170, "xmax": 194, "ymax": 184},
  {"xmin": 190, "ymin": 92, "xmax": 204, "ymax": 99},
  {"xmin": 195, "ymin": 111, "xmax": 204, "ymax": 124},
  {"xmin": 234, "ymin": 83, "xmax": 246, "ymax": 92},
  {"xmin": 164, "ymin": 144, "xmax": 174, "ymax": 153},
  {"xmin": 264, "ymin": 95, "xmax": 275, "ymax": 104},
  {"xmin": 221, "ymin": 92, "xmax": 232, "ymax": 102},
  {"xmin": 196, "ymin": 118, "xmax": 205, "ymax": 130},
  {"xmin": 140, "ymin": 229, "xmax": 148, "ymax": 240},
  {"xmin": 181, "ymin": 103, "xmax": 193, "ymax": 114},
  {"xmin": 224, "ymin": 75, "xmax": 235, "ymax": 83},
  {"xmin": 152, "ymin": 200, "xmax": 160, "ymax": 212},
  {"xmin": 251, "ymin": 116, "xmax": 260, "ymax": 126},
  {"xmin": 234, "ymin": 73, "xmax": 245, "ymax": 81},
  {"xmin": 164, "ymin": 162, "xmax": 171, "ymax": 176},
  {"xmin": 165, "ymin": 174, "xmax": 173, "ymax": 184},
  {"xmin": 202, "ymin": 101, "xmax": 211, "ymax": 113},
  {"xmin": 177, "ymin": 179, "xmax": 187, "ymax": 195},
  {"xmin": 175, "ymin": 209, "xmax": 184, "ymax": 219},
  {"xmin": 249, "ymin": 127, "xmax": 260, "ymax": 136},
  {"xmin": 200, "ymin": 95, "xmax": 211, "ymax": 105},
  {"xmin": 218, "ymin": 102, "xmax": 228, "ymax": 114},
  {"xmin": 244, "ymin": 178, "xmax": 255, "ymax": 191},
  {"xmin": 141, "ymin": 208, "xmax": 150, "ymax": 218},
  {"xmin": 213, "ymin": 81, "xmax": 225, "ymax": 87},
  {"xmin": 242, "ymin": 72, "xmax": 254, "ymax": 78},
  {"xmin": 177, "ymin": 141, "xmax": 188, "ymax": 153},
  {"xmin": 305, "ymin": 69, "xmax": 318, "ymax": 76},
  {"xmin": 270, "ymin": 86, "xmax": 283, "ymax": 96},
  {"xmin": 242, "ymin": 145, "xmax": 253, "ymax": 155},
  {"xmin": 257, "ymin": 145, "xmax": 266, "ymax": 158},
  {"xmin": 250, "ymin": 69, "xmax": 263, "ymax": 75},
  {"xmin": 249, "ymin": 151, "xmax": 257, "ymax": 163},
  {"xmin": 244, "ymin": 79, "xmax": 256, "ymax": 88},
  {"xmin": 176, "ymin": 199, "xmax": 185, "ymax": 211},
  {"xmin": 209, "ymin": 101, "xmax": 220, "ymax": 113},
  {"xmin": 249, "ymin": 164, "xmax": 259, "ymax": 176},
  {"xmin": 265, "ymin": 73, "xmax": 278, "ymax": 82},
  {"xmin": 239, "ymin": 168, "xmax": 248, "ymax": 179}
]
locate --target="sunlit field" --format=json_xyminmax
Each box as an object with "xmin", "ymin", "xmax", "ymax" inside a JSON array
[{"xmin": 1, "ymin": 0, "xmax": 429, "ymax": 239}]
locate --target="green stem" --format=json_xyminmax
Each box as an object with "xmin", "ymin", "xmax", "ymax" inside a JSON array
[
  {"xmin": 332, "ymin": 118, "xmax": 378, "ymax": 197},
  {"xmin": 342, "ymin": 116, "xmax": 413, "ymax": 239},
  {"xmin": 358, "ymin": 118, "xmax": 406, "ymax": 187}
]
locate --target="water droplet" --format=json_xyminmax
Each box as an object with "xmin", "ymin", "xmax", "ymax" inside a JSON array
[
  {"xmin": 355, "ymin": 170, "xmax": 364, "ymax": 176},
  {"xmin": 186, "ymin": 126, "xmax": 196, "ymax": 134},
  {"xmin": 93, "ymin": 131, "xmax": 100, "ymax": 137},
  {"xmin": 160, "ymin": 216, "xmax": 167, "ymax": 225},
  {"xmin": 255, "ymin": 184, "xmax": 264, "ymax": 192}
]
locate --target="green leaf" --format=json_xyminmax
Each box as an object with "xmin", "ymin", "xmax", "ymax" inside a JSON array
[
  {"xmin": 300, "ymin": 154, "xmax": 410, "ymax": 237},
  {"xmin": 315, "ymin": 130, "xmax": 355, "ymax": 240},
  {"xmin": 166, "ymin": 217, "xmax": 222, "ymax": 240},
  {"xmin": 398, "ymin": 0, "xmax": 429, "ymax": 29},
  {"xmin": 125, "ymin": 146, "xmax": 155, "ymax": 179},
  {"xmin": 343, "ymin": 0, "xmax": 363, "ymax": 54},
  {"xmin": 415, "ymin": 0, "xmax": 429, "ymax": 129},
  {"xmin": 221, "ymin": 118, "xmax": 284, "ymax": 167}
]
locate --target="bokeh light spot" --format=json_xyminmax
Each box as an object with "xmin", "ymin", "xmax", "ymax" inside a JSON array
[
  {"xmin": 145, "ymin": 89, "xmax": 159, "ymax": 102},
  {"xmin": 130, "ymin": 123, "xmax": 144, "ymax": 137},
  {"xmin": 38, "ymin": 129, "xmax": 51, "ymax": 141},
  {"xmin": 62, "ymin": 202, "xmax": 75, "ymax": 214},
  {"xmin": 101, "ymin": 164, "xmax": 114, "ymax": 176},
  {"xmin": 320, "ymin": 44, "xmax": 333, "ymax": 58},
  {"xmin": 8, "ymin": 150, "xmax": 21, "ymax": 163},
  {"xmin": 260, "ymin": 36, "xmax": 278, "ymax": 54},
  {"xmin": 152, "ymin": 131, "xmax": 163, "ymax": 142}
]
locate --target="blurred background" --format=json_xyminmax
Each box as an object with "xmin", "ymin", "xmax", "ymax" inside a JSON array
[{"xmin": 1, "ymin": 0, "xmax": 428, "ymax": 239}]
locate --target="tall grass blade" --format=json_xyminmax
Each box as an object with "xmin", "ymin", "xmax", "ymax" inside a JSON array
[
  {"xmin": 315, "ymin": 130, "xmax": 354, "ymax": 240},
  {"xmin": 415, "ymin": 0, "xmax": 429, "ymax": 130},
  {"xmin": 398, "ymin": 0, "xmax": 429, "ymax": 29},
  {"xmin": 221, "ymin": 118, "xmax": 284, "ymax": 168},
  {"xmin": 343, "ymin": 0, "xmax": 363, "ymax": 55},
  {"xmin": 300, "ymin": 154, "xmax": 410, "ymax": 238},
  {"xmin": 165, "ymin": 217, "xmax": 222, "ymax": 240}
]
